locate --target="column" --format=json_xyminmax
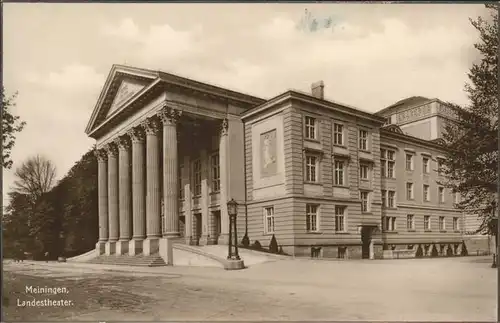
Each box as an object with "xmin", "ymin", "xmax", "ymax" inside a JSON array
[
  {"xmin": 183, "ymin": 154, "xmax": 194, "ymax": 245},
  {"xmin": 142, "ymin": 117, "xmax": 161, "ymax": 255},
  {"xmin": 95, "ymin": 149, "xmax": 108, "ymax": 255},
  {"xmin": 158, "ymin": 107, "xmax": 182, "ymax": 239},
  {"xmin": 106, "ymin": 142, "xmax": 119, "ymax": 255},
  {"xmin": 199, "ymin": 149, "xmax": 210, "ymax": 245},
  {"xmin": 128, "ymin": 127, "xmax": 146, "ymax": 255},
  {"xmin": 218, "ymin": 118, "xmax": 230, "ymax": 244},
  {"xmin": 116, "ymin": 136, "xmax": 132, "ymax": 255}
]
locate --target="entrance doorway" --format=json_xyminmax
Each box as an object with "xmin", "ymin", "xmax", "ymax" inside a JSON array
[
  {"xmin": 194, "ymin": 213, "xmax": 202, "ymax": 245},
  {"xmin": 361, "ymin": 226, "xmax": 373, "ymax": 259},
  {"xmin": 213, "ymin": 211, "xmax": 221, "ymax": 244}
]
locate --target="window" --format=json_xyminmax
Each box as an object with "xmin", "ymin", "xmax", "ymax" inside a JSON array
[
  {"xmin": 193, "ymin": 159, "xmax": 202, "ymax": 196},
  {"xmin": 380, "ymin": 149, "xmax": 395, "ymax": 178},
  {"xmin": 422, "ymin": 157, "xmax": 430, "ymax": 174},
  {"xmin": 304, "ymin": 116, "xmax": 316, "ymax": 140},
  {"xmin": 453, "ymin": 192, "xmax": 460, "ymax": 204},
  {"xmin": 437, "ymin": 158, "xmax": 444, "ymax": 173},
  {"xmin": 406, "ymin": 214, "xmax": 415, "ymax": 230},
  {"xmin": 424, "ymin": 215, "xmax": 431, "ymax": 231},
  {"xmin": 439, "ymin": 216, "xmax": 445, "ymax": 231},
  {"xmin": 359, "ymin": 164, "xmax": 369, "ymax": 180},
  {"xmin": 381, "ymin": 190, "xmax": 387, "ymax": 207},
  {"xmin": 423, "ymin": 184, "xmax": 430, "ymax": 202},
  {"xmin": 453, "ymin": 217, "xmax": 459, "ymax": 231},
  {"xmin": 360, "ymin": 191, "xmax": 369, "ymax": 212},
  {"xmin": 211, "ymin": 153, "xmax": 220, "ymax": 192},
  {"xmin": 264, "ymin": 207, "xmax": 275, "ymax": 234},
  {"xmin": 337, "ymin": 246, "xmax": 347, "ymax": 259},
  {"xmin": 305, "ymin": 154, "xmax": 318, "ymax": 182},
  {"xmin": 179, "ymin": 164, "xmax": 184, "ymax": 200},
  {"xmin": 335, "ymin": 206, "xmax": 346, "ymax": 232},
  {"xmin": 358, "ymin": 130, "xmax": 368, "ymax": 151},
  {"xmin": 333, "ymin": 123, "xmax": 344, "ymax": 145},
  {"xmin": 438, "ymin": 187, "xmax": 445, "ymax": 203},
  {"xmin": 388, "ymin": 191, "xmax": 395, "ymax": 208},
  {"xmin": 334, "ymin": 160, "xmax": 345, "ymax": 186},
  {"xmin": 311, "ymin": 247, "xmax": 322, "ymax": 258},
  {"xmin": 405, "ymin": 153, "xmax": 414, "ymax": 171},
  {"xmin": 406, "ymin": 182, "xmax": 414, "ymax": 200},
  {"xmin": 306, "ymin": 204, "xmax": 319, "ymax": 232},
  {"xmin": 383, "ymin": 216, "xmax": 396, "ymax": 231}
]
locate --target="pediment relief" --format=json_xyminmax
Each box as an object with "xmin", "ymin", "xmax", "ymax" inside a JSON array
[
  {"xmin": 382, "ymin": 124, "xmax": 404, "ymax": 134},
  {"xmin": 106, "ymin": 79, "xmax": 148, "ymax": 118}
]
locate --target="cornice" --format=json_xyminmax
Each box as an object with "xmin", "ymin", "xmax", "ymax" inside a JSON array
[{"xmin": 380, "ymin": 128, "xmax": 447, "ymax": 151}]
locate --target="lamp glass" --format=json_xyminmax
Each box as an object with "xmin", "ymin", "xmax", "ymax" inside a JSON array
[{"xmin": 227, "ymin": 199, "xmax": 238, "ymax": 216}]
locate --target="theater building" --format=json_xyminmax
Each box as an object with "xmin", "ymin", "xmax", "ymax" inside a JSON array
[{"xmin": 85, "ymin": 65, "xmax": 489, "ymax": 260}]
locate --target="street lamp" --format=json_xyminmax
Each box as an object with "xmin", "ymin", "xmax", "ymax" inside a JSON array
[
  {"xmin": 225, "ymin": 199, "xmax": 245, "ymax": 270},
  {"xmin": 227, "ymin": 198, "xmax": 240, "ymax": 261}
]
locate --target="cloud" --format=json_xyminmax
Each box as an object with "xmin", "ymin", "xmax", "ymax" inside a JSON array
[
  {"xmin": 26, "ymin": 64, "xmax": 105, "ymax": 93},
  {"xmin": 100, "ymin": 18, "xmax": 203, "ymax": 65}
]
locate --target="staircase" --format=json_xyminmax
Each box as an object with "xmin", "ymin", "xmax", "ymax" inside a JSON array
[{"xmin": 87, "ymin": 254, "xmax": 167, "ymax": 267}]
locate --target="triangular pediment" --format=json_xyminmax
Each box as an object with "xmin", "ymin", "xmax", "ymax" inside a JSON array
[
  {"xmin": 85, "ymin": 65, "xmax": 159, "ymax": 135},
  {"xmin": 106, "ymin": 79, "xmax": 148, "ymax": 118},
  {"xmin": 382, "ymin": 124, "xmax": 404, "ymax": 134}
]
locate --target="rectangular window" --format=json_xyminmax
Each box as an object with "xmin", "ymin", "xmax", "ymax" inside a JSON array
[
  {"xmin": 424, "ymin": 215, "xmax": 431, "ymax": 230},
  {"xmin": 383, "ymin": 216, "xmax": 396, "ymax": 231},
  {"xmin": 422, "ymin": 157, "xmax": 429, "ymax": 174},
  {"xmin": 359, "ymin": 164, "xmax": 369, "ymax": 180},
  {"xmin": 454, "ymin": 192, "xmax": 460, "ymax": 204},
  {"xmin": 388, "ymin": 191, "xmax": 395, "ymax": 208},
  {"xmin": 337, "ymin": 246, "xmax": 347, "ymax": 259},
  {"xmin": 306, "ymin": 204, "xmax": 319, "ymax": 232},
  {"xmin": 305, "ymin": 155, "xmax": 318, "ymax": 182},
  {"xmin": 335, "ymin": 206, "xmax": 346, "ymax": 232},
  {"xmin": 423, "ymin": 184, "xmax": 430, "ymax": 202},
  {"xmin": 193, "ymin": 159, "xmax": 202, "ymax": 196},
  {"xmin": 305, "ymin": 116, "xmax": 316, "ymax": 140},
  {"xmin": 439, "ymin": 216, "xmax": 445, "ymax": 231},
  {"xmin": 360, "ymin": 191, "xmax": 369, "ymax": 212},
  {"xmin": 453, "ymin": 217, "xmax": 459, "ymax": 231},
  {"xmin": 333, "ymin": 123, "xmax": 344, "ymax": 145},
  {"xmin": 211, "ymin": 153, "xmax": 220, "ymax": 192},
  {"xmin": 437, "ymin": 158, "xmax": 444, "ymax": 174},
  {"xmin": 264, "ymin": 207, "xmax": 275, "ymax": 234},
  {"xmin": 380, "ymin": 149, "xmax": 395, "ymax": 178},
  {"xmin": 381, "ymin": 190, "xmax": 387, "ymax": 207},
  {"xmin": 359, "ymin": 130, "xmax": 368, "ymax": 151},
  {"xmin": 406, "ymin": 214, "xmax": 415, "ymax": 230},
  {"xmin": 179, "ymin": 164, "xmax": 184, "ymax": 200},
  {"xmin": 334, "ymin": 160, "xmax": 345, "ymax": 186},
  {"xmin": 405, "ymin": 153, "xmax": 414, "ymax": 171},
  {"xmin": 406, "ymin": 182, "xmax": 414, "ymax": 200},
  {"xmin": 438, "ymin": 187, "xmax": 445, "ymax": 203}
]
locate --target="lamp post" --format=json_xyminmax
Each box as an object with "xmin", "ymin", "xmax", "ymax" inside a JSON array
[
  {"xmin": 227, "ymin": 198, "xmax": 240, "ymax": 261},
  {"xmin": 225, "ymin": 199, "xmax": 244, "ymax": 270},
  {"xmin": 488, "ymin": 217, "xmax": 498, "ymax": 268}
]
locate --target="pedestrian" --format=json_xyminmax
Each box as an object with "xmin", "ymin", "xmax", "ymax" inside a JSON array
[{"xmin": 45, "ymin": 251, "xmax": 49, "ymax": 262}]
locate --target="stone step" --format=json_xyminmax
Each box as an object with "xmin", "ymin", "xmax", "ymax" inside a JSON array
[{"xmin": 88, "ymin": 254, "xmax": 167, "ymax": 267}]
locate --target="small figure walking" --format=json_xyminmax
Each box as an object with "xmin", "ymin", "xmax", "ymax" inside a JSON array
[{"xmin": 44, "ymin": 251, "xmax": 49, "ymax": 262}]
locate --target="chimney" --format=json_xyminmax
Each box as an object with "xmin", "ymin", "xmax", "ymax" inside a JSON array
[{"xmin": 311, "ymin": 81, "xmax": 324, "ymax": 100}]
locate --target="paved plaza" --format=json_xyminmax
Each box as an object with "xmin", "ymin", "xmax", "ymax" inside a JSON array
[{"xmin": 3, "ymin": 256, "xmax": 496, "ymax": 321}]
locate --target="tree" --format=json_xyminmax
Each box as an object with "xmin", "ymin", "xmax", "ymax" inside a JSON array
[
  {"xmin": 2, "ymin": 87, "xmax": 26, "ymax": 169},
  {"xmin": 13, "ymin": 154, "xmax": 56, "ymax": 202},
  {"xmin": 441, "ymin": 5, "xmax": 499, "ymax": 237}
]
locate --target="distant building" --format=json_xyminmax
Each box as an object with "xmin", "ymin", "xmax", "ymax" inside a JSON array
[{"xmin": 86, "ymin": 65, "xmax": 491, "ymax": 260}]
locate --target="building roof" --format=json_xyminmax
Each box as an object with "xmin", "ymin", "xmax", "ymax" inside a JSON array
[{"xmin": 375, "ymin": 96, "xmax": 434, "ymax": 116}]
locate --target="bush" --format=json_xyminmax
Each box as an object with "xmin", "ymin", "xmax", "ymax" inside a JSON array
[
  {"xmin": 252, "ymin": 240, "xmax": 262, "ymax": 250},
  {"xmin": 279, "ymin": 245, "xmax": 284, "ymax": 254},
  {"xmin": 446, "ymin": 244, "xmax": 453, "ymax": 257},
  {"xmin": 460, "ymin": 241, "xmax": 469, "ymax": 256},
  {"xmin": 431, "ymin": 244, "xmax": 439, "ymax": 257},
  {"xmin": 268, "ymin": 234, "xmax": 279, "ymax": 254},
  {"xmin": 415, "ymin": 244, "xmax": 423, "ymax": 258},
  {"xmin": 241, "ymin": 234, "xmax": 250, "ymax": 247}
]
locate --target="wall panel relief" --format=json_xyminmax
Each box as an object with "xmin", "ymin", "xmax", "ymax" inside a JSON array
[{"xmin": 260, "ymin": 129, "xmax": 277, "ymax": 178}]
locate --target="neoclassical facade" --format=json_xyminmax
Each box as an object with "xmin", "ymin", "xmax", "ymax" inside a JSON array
[{"xmin": 86, "ymin": 65, "xmax": 491, "ymax": 260}]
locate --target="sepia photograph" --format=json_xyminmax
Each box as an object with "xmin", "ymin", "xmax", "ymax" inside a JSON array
[{"xmin": 1, "ymin": 2, "xmax": 498, "ymax": 322}]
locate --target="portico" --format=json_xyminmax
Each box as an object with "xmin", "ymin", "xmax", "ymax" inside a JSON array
[{"xmin": 87, "ymin": 65, "xmax": 263, "ymax": 258}]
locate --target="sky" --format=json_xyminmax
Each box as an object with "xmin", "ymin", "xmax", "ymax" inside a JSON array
[{"xmin": 2, "ymin": 3, "xmax": 489, "ymax": 208}]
